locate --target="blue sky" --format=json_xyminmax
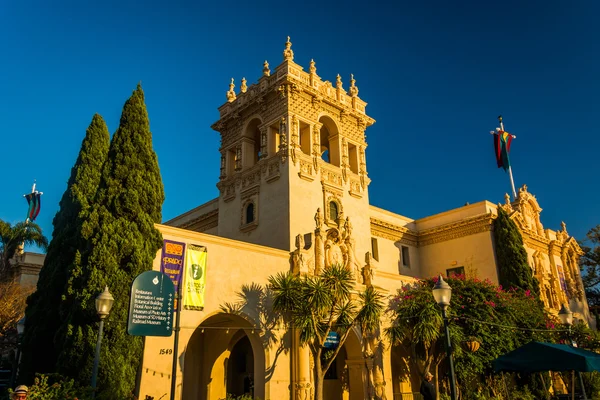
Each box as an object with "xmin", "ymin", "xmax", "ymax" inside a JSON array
[{"xmin": 1, "ymin": 0, "xmax": 599, "ymax": 250}]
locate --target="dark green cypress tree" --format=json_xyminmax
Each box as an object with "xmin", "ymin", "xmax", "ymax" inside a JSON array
[
  {"xmin": 20, "ymin": 114, "xmax": 110, "ymax": 382},
  {"xmin": 493, "ymin": 207, "xmax": 540, "ymax": 295},
  {"xmin": 56, "ymin": 84, "xmax": 164, "ymax": 399}
]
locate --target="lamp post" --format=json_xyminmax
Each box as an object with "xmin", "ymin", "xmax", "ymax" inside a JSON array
[
  {"xmin": 91, "ymin": 286, "xmax": 114, "ymax": 399},
  {"xmin": 9, "ymin": 317, "xmax": 26, "ymax": 388},
  {"xmin": 432, "ymin": 274, "xmax": 457, "ymax": 400},
  {"xmin": 558, "ymin": 304, "xmax": 587, "ymax": 400}
]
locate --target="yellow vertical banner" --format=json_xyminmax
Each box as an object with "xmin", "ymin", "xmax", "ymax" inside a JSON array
[{"xmin": 183, "ymin": 244, "xmax": 207, "ymax": 310}]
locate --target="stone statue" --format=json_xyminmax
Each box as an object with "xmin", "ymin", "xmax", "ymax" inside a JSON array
[
  {"xmin": 363, "ymin": 252, "xmax": 375, "ymax": 286},
  {"xmin": 292, "ymin": 234, "xmax": 305, "ymax": 275},
  {"xmin": 295, "ymin": 233, "xmax": 305, "ymax": 250},
  {"xmin": 263, "ymin": 60, "xmax": 270, "ymax": 77},
  {"xmin": 240, "ymin": 77, "xmax": 247, "ymax": 93},
  {"xmin": 314, "ymin": 208, "xmax": 323, "ymax": 230},
  {"xmin": 345, "ymin": 216, "xmax": 353, "ymax": 238}
]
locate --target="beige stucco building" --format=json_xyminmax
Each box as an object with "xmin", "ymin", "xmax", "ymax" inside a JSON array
[{"xmin": 138, "ymin": 38, "xmax": 592, "ymax": 400}]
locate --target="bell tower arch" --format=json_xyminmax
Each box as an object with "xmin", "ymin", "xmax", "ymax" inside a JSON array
[{"xmin": 211, "ymin": 37, "xmax": 375, "ymax": 252}]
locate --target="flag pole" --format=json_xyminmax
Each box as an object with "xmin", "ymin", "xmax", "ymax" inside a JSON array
[
  {"xmin": 498, "ymin": 116, "xmax": 517, "ymax": 200},
  {"xmin": 507, "ymin": 166, "xmax": 517, "ymax": 200}
]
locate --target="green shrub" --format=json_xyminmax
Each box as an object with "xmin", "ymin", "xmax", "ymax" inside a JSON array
[{"xmin": 8, "ymin": 374, "xmax": 92, "ymax": 399}]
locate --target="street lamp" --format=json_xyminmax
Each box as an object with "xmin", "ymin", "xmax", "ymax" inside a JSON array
[
  {"xmin": 10, "ymin": 317, "xmax": 26, "ymax": 388},
  {"xmin": 91, "ymin": 286, "xmax": 114, "ymax": 399},
  {"xmin": 432, "ymin": 274, "xmax": 457, "ymax": 400},
  {"xmin": 558, "ymin": 304, "xmax": 587, "ymax": 400},
  {"xmin": 558, "ymin": 304, "xmax": 573, "ymax": 328}
]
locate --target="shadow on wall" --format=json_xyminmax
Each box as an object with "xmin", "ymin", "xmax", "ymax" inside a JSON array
[{"xmin": 220, "ymin": 282, "xmax": 291, "ymax": 381}]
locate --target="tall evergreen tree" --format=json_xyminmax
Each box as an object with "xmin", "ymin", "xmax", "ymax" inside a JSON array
[
  {"xmin": 580, "ymin": 225, "xmax": 600, "ymax": 307},
  {"xmin": 20, "ymin": 114, "xmax": 110, "ymax": 382},
  {"xmin": 55, "ymin": 85, "xmax": 164, "ymax": 399},
  {"xmin": 493, "ymin": 207, "xmax": 540, "ymax": 295}
]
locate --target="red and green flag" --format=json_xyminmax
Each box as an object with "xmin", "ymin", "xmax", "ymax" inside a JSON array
[
  {"xmin": 25, "ymin": 192, "xmax": 41, "ymax": 221},
  {"xmin": 493, "ymin": 130, "xmax": 513, "ymax": 172}
]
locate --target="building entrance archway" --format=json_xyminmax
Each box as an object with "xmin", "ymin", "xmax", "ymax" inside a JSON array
[
  {"xmin": 322, "ymin": 329, "xmax": 365, "ymax": 400},
  {"xmin": 183, "ymin": 313, "xmax": 266, "ymax": 400}
]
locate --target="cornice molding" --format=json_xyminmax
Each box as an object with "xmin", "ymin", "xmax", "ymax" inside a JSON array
[
  {"xmin": 418, "ymin": 213, "xmax": 495, "ymax": 247},
  {"xmin": 178, "ymin": 209, "xmax": 219, "ymax": 233},
  {"xmin": 370, "ymin": 218, "xmax": 418, "ymax": 246},
  {"xmin": 370, "ymin": 213, "xmax": 495, "ymax": 247}
]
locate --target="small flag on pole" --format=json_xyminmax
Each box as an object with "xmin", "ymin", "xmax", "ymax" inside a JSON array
[
  {"xmin": 493, "ymin": 129, "xmax": 513, "ymax": 172},
  {"xmin": 24, "ymin": 181, "xmax": 43, "ymax": 222},
  {"xmin": 490, "ymin": 116, "xmax": 517, "ymax": 199}
]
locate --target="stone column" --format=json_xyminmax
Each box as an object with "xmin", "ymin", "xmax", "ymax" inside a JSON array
[
  {"xmin": 312, "ymin": 123, "xmax": 322, "ymax": 171},
  {"xmin": 296, "ymin": 345, "xmax": 312, "ymax": 400},
  {"xmin": 314, "ymin": 228, "xmax": 325, "ymax": 275},
  {"xmin": 259, "ymin": 125, "xmax": 268, "ymax": 159},
  {"xmin": 219, "ymin": 153, "xmax": 226, "ymax": 180},
  {"xmin": 234, "ymin": 144, "xmax": 242, "ymax": 172}
]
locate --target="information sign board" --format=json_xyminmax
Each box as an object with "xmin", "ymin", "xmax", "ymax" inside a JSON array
[{"xmin": 128, "ymin": 271, "xmax": 175, "ymax": 336}]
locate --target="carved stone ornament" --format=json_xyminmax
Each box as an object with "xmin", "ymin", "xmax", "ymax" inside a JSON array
[
  {"xmin": 240, "ymin": 77, "xmax": 247, "ymax": 93},
  {"xmin": 336, "ymin": 74, "xmax": 343, "ymax": 90},
  {"xmin": 263, "ymin": 60, "xmax": 270, "ymax": 77},
  {"xmin": 349, "ymin": 73, "xmax": 359, "ymax": 97},
  {"xmin": 290, "ymin": 115, "xmax": 299, "ymax": 165},
  {"xmin": 283, "ymin": 36, "xmax": 294, "ymax": 61},
  {"xmin": 234, "ymin": 144, "xmax": 242, "ymax": 171},
  {"xmin": 291, "ymin": 210, "xmax": 361, "ymax": 281},
  {"xmin": 309, "ymin": 59, "xmax": 317, "ymax": 74},
  {"xmin": 226, "ymin": 78, "xmax": 236, "ymax": 102}
]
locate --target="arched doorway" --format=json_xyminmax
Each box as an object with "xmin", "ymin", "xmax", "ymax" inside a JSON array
[
  {"xmin": 322, "ymin": 329, "xmax": 365, "ymax": 400},
  {"xmin": 183, "ymin": 313, "xmax": 266, "ymax": 400},
  {"xmin": 227, "ymin": 335, "xmax": 254, "ymax": 397}
]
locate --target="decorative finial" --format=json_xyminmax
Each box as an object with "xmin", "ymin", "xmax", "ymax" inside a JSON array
[
  {"xmin": 309, "ymin": 59, "xmax": 317, "ymax": 74},
  {"xmin": 504, "ymin": 193, "xmax": 511, "ymax": 205},
  {"xmin": 283, "ymin": 36, "xmax": 294, "ymax": 61},
  {"xmin": 336, "ymin": 74, "xmax": 343, "ymax": 89},
  {"xmin": 263, "ymin": 60, "xmax": 270, "ymax": 77},
  {"xmin": 226, "ymin": 78, "xmax": 236, "ymax": 102},
  {"xmin": 561, "ymin": 221, "xmax": 567, "ymax": 232},
  {"xmin": 241, "ymin": 77, "xmax": 247, "ymax": 93},
  {"xmin": 349, "ymin": 73, "xmax": 358, "ymax": 97}
]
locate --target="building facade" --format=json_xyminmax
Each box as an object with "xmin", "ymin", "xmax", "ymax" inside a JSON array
[{"xmin": 138, "ymin": 38, "xmax": 592, "ymax": 400}]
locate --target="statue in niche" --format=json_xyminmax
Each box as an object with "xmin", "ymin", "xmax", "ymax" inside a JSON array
[{"xmin": 325, "ymin": 229, "xmax": 344, "ymax": 267}]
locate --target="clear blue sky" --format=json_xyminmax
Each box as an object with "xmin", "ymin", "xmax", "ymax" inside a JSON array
[{"xmin": 1, "ymin": 0, "xmax": 599, "ymax": 250}]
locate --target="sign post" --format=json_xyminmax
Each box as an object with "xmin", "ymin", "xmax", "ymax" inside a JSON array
[{"xmin": 128, "ymin": 271, "xmax": 175, "ymax": 337}]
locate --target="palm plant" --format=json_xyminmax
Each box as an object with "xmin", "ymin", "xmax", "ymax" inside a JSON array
[
  {"xmin": 268, "ymin": 263, "xmax": 384, "ymax": 400},
  {"xmin": 0, "ymin": 219, "xmax": 48, "ymax": 280}
]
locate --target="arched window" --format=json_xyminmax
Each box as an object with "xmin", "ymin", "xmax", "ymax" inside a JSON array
[
  {"xmin": 245, "ymin": 203, "xmax": 255, "ymax": 224},
  {"xmin": 329, "ymin": 201, "xmax": 338, "ymax": 221}
]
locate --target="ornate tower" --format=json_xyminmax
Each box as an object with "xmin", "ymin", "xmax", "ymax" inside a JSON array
[{"xmin": 211, "ymin": 37, "xmax": 375, "ymax": 251}]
